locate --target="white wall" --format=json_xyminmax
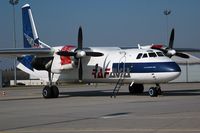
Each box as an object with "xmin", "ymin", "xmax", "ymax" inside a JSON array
[{"xmin": 173, "ymin": 64, "xmax": 200, "ymax": 82}]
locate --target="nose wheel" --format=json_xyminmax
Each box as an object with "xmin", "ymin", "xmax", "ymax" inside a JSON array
[{"xmin": 148, "ymin": 84, "xmax": 162, "ymax": 97}]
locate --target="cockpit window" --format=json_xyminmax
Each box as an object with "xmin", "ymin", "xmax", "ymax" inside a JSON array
[
  {"xmin": 156, "ymin": 52, "xmax": 164, "ymax": 57},
  {"xmin": 142, "ymin": 53, "xmax": 148, "ymax": 58},
  {"xmin": 137, "ymin": 52, "xmax": 163, "ymax": 59},
  {"xmin": 136, "ymin": 53, "xmax": 143, "ymax": 59},
  {"xmin": 148, "ymin": 52, "xmax": 157, "ymax": 57}
]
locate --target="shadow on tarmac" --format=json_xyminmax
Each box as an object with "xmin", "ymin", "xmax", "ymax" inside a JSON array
[
  {"xmin": 1, "ymin": 88, "xmax": 200, "ymax": 101},
  {"xmin": 162, "ymin": 89, "xmax": 200, "ymax": 96},
  {"xmin": 59, "ymin": 88, "xmax": 200, "ymax": 98},
  {"xmin": 59, "ymin": 89, "xmax": 131, "ymax": 98}
]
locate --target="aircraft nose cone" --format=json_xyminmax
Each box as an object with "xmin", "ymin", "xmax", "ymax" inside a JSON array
[
  {"xmin": 167, "ymin": 62, "xmax": 181, "ymax": 80},
  {"xmin": 168, "ymin": 62, "xmax": 181, "ymax": 72}
]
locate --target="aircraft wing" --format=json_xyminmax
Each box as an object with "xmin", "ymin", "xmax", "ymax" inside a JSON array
[
  {"xmin": 175, "ymin": 48, "xmax": 200, "ymax": 53},
  {"xmin": 0, "ymin": 48, "xmax": 54, "ymax": 57}
]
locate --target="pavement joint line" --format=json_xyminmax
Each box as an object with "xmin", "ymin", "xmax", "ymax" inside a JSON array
[
  {"xmin": 5, "ymin": 128, "xmax": 200, "ymax": 132},
  {"xmin": 101, "ymin": 114, "xmax": 129, "ymax": 119}
]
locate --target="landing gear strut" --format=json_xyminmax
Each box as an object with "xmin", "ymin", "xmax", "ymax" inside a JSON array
[
  {"xmin": 148, "ymin": 84, "xmax": 162, "ymax": 97},
  {"xmin": 42, "ymin": 71, "xmax": 59, "ymax": 98}
]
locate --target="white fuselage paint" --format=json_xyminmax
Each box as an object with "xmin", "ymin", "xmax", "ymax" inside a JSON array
[{"xmin": 47, "ymin": 46, "xmax": 181, "ymax": 84}]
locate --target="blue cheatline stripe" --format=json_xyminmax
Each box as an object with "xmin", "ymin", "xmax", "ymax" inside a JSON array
[{"xmin": 112, "ymin": 62, "xmax": 181, "ymax": 73}]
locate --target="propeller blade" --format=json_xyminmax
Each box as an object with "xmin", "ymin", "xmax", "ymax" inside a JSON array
[
  {"xmin": 78, "ymin": 59, "xmax": 83, "ymax": 82},
  {"xmin": 86, "ymin": 51, "xmax": 104, "ymax": 57},
  {"xmin": 57, "ymin": 50, "xmax": 104, "ymax": 57},
  {"xmin": 78, "ymin": 27, "xmax": 83, "ymax": 50},
  {"xmin": 57, "ymin": 51, "xmax": 76, "ymax": 56},
  {"xmin": 169, "ymin": 28, "xmax": 175, "ymax": 49},
  {"xmin": 175, "ymin": 52, "xmax": 190, "ymax": 59},
  {"xmin": 150, "ymin": 29, "xmax": 189, "ymax": 59},
  {"xmin": 77, "ymin": 26, "xmax": 83, "ymax": 82}
]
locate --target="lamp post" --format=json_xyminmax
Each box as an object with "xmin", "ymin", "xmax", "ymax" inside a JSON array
[
  {"xmin": 9, "ymin": 0, "xmax": 19, "ymax": 86},
  {"xmin": 164, "ymin": 9, "xmax": 171, "ymax": 44}
]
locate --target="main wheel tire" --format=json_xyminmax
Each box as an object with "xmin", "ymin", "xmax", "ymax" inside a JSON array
[
  {"xmin": 157, "ymin": 87, "xmax": 162, "ymax": 95},
  {"xmin": 149, "ymin": 87, "xmax": 158, "ymax": 97},
  {"xmin": 129, "ymin": 84, "xmax": 136, "ymax": 94},
  {"xmin": 129, "ymin": 84, "xmax": 144, "ymax": 94},
  {"xmin": 51, "ymin": 85, "xmax": 59, "ymax": 98},
  {"xmin": 137, "ymin": 84, "xmax": 144, "ymax": 94},
  {"xmin": 42, "ymin": 86, "xmax": 53, "ymax": 98}
]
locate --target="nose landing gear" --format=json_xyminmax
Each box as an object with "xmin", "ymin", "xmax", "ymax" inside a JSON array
[{"xmin": 148, "ymin": 84, "xmax": 162, "ymax": 97}]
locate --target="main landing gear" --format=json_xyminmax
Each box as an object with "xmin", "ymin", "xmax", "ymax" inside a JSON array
[
  {"xmin": 129, "ymin": 83, "xmax": 144, "ymax": 94},
  {"xmin": 42, "ymin": 71, "xmax": 59, "ymax": 99},
  {"xmin": 129, "ymin": 83, "xmax": 162, "ymax": 97},
  {"xmin": 42, "ymin": 85, "xmax": 59, "ymax": 98}
]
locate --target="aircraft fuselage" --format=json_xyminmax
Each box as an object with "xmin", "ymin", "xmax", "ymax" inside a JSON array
[{"xmin": 51, "ymin": 46, "xmax": 181, "ymax": 84}]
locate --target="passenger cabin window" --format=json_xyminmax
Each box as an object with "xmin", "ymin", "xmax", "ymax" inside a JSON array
[
  {"xmin": 142, "ymin": 53, "xmax": 148, "ymax": 58},
  {"xmin": 156, "ymin": 52, "xmax": 164, "ymax": 57},
  {"xmin": 148, "ymin": 52, "xmax": 157, "ymax": 57},
  {"xmin": 136, "ymin": 53, "xmax": 143, "ymax": 59}
]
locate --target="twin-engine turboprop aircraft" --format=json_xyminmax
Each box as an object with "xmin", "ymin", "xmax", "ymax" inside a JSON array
[{"xmin": 0, "ymin": 4, "xmax": 198, "ymax": 98}]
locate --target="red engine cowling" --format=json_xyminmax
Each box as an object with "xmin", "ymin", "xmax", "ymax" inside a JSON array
[
  {"xmin": 151, "ymin": 44, "xmax": 164, "ymax": 49},
  {"xmin": 60, "ymin": 45, "xmax": 76, "ymax": 70}
]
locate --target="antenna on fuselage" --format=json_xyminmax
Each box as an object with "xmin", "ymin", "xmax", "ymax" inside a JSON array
[{"xmin": 138, "ymin": 44, "xmax": 141, "ymax": 49}]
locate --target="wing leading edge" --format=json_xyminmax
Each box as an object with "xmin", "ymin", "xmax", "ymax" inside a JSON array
[
  {"xmin": 0, "ymin": 48, "xmax": 54, "ymax": 57},
  {"xmin": 175, "ymin": 48, "xmax": 200, "ymax": 53}
]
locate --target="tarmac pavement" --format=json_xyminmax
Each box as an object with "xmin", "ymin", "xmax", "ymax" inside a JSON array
[{"xmin": 0, "ymin": 83, "xmax": 200, "ymax": 133}]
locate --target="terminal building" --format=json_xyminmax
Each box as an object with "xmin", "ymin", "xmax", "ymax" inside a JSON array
[{"xmin": 172, "ymin": 54, "xmax": 200, "ymax": 82}]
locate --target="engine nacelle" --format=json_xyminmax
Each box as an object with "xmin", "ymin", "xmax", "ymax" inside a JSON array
[
  {"xmin": 51, "ymin": 45, "xmax": 76, "ymax": 74},
  {"xmin": 60, "ymin": 61, "xmax": 75, "ymax": 70}
]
